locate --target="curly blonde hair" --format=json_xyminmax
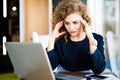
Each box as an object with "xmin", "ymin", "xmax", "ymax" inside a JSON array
[{"xmin": 52, "ymin": 0, "xmax": 92, "ymax": 42}]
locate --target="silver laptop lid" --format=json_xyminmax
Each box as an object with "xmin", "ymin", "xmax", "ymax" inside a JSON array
[{"xmin": 5, "ymin": 42, "xmax": 55, "ymax": 80}]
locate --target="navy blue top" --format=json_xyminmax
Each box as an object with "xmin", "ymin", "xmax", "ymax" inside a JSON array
[{"xmin": 47, "ymin": 33, "xmax": 106, "ymax": 74}]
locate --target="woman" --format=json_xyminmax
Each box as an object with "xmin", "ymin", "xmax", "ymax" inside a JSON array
[{"xmin": 47, "ymin": 0, "xmax": 106, "ymax": 74}]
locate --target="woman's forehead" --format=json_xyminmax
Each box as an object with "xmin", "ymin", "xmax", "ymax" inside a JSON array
[{"xmin": 64, "ymin": 13, "xmax": 82, "ymax": 22}]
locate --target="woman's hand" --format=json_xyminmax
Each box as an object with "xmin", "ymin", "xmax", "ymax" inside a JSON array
[
  {"xmin": 51, "ymin": 21, "xmax": 66, "ymax": 39},
  {"xmin": 80, "ymin": 17, "xmax": 94, "ymax": 41},
  {"xmin": 80, "ymin": 17, "xmax": 97, "ymax": 54},
  {"xmin": 47, "ymin": 21, "xmax": 66, "ymax": 51}
]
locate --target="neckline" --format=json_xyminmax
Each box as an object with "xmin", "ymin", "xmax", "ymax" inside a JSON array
[{"xmin": 69, "ymin": 35, "xmax": 87, "ymax": 43}]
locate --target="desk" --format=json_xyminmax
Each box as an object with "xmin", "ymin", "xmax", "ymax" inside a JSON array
[
  {"xmin": 0, "ymin": 71, "xmax": 119, "ymax": 80},
  {"xmin": 60, "ymin": 71, "xmax": 119, "ymax": 80}
]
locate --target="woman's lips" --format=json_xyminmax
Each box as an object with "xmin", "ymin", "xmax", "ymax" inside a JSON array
[{"xmin": 69, "ymin": 31, "xmax": 76, "ymax": 34}]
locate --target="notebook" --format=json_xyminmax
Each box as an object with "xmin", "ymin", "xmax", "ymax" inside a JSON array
[{"xmin": 5, "ymin": 42, "xmax": 84, "ymax": 80}]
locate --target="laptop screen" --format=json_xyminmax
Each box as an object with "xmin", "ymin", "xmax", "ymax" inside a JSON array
[{"xmin": 5, "ymin": 42, "xmax": 55, "ymax": 80}]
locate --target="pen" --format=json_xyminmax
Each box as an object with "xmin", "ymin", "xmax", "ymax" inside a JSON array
[{"xmin": 86, "ymin": 77, "xmax": 91, "ymax": 80}]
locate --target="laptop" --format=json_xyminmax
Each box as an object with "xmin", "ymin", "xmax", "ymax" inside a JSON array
[{"xmin": 5, "ymin": 42, "xmax": 84, "ymax": 80}]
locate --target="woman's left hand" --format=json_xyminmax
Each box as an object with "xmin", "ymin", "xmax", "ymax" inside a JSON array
[
  {"xmin": 80, "ymin": 17, "xmax": 97, "ymax": 54},
  {"xmin": 80, "ymin": 17, "xmax": 94, "ymax": 41}
]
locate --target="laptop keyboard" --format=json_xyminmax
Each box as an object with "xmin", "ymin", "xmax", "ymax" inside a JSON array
[
  {"xmin": 55, "ymin": 78, "xmax": 64, "ymax": 80},
  {"xmin": 54, "ymin": 72, "xmax": 85, "ymax": 80}
]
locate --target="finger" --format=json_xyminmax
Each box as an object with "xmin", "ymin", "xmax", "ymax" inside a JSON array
[
  {"xmin": 80, "ymin": 17, "xmax": 87, "ymax": 26},
  {"xmin": 59, "ymin": 31, "xmax": 66, "ymax": 36},
  {"xmin": 55, "ymin": 21, "xmax": 63, "ymax": 29}
]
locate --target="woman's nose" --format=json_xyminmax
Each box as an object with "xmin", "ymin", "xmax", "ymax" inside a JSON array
[{"xmin": 69, "ymin": 24, "xmax": 74, "ymax": 30}]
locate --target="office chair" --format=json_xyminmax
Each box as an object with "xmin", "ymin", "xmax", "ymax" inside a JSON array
[{"xmin": 106, "ymin": 31, "xmax": 120, "ymax": 78}]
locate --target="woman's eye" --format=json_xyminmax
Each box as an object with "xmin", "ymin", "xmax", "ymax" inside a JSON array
[
  {"xmin": 73, "ymin": 21, "xmax": 79, "ymax": 24},
  {"xmin": 65, "ymin": 22, "xmax": 69, "ymax": 25}
]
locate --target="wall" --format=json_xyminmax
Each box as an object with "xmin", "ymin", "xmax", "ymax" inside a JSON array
[{"xmin": 20, "ymin": 0, "xmax": 49, "ymax": 42}]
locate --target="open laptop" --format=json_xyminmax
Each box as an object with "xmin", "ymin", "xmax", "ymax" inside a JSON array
[{"xmin": 5, "ymin": 42, "xmax": 84, "ymax": 80}]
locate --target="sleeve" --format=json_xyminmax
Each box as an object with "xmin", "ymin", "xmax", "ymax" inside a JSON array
[
  {"xmin": 47, "ymin": 49, "xmax": 59, "ymax": 70},
  {"xmin": 90, "ymin": 35, "xmax": 106, "ymax": 74}
]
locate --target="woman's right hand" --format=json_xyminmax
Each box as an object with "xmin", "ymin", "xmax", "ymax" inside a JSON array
[
  {"xmin": 47, "ymin": 21, "xmax": 66, "ymax": 51},
  {"xmin": 51, "ymin": 21, "xmax": 66, "ymax": 39}
]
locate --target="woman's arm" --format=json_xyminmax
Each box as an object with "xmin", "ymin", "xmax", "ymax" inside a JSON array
[
  {"xmin": 90, "ymin": 35, "xmax": 106, "ymax": 74},
  {"xmin": 47, "ymin": 49, "xmax": 60, "ymax": 70},
  {"xmin": 80, "ymin": 17, "xmax": 105, "ymax": 74},
  {"xmin": 47, "ymin": 21, "xmax": 66, "ymax": 70}
]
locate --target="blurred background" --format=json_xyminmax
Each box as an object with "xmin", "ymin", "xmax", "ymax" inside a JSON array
[{"xmin": 0, "ymin": 0, "xmax": 120, "ymax": 76}]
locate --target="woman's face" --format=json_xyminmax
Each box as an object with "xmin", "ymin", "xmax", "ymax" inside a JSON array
[{"xmin": 64, "ymin": 13, "xmax": 84, "ymax": 37}]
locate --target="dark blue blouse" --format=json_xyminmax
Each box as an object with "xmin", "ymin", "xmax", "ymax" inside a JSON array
[{"xmin": 47, "ymin": 33, "xmax": 106, "ymax": 74}]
